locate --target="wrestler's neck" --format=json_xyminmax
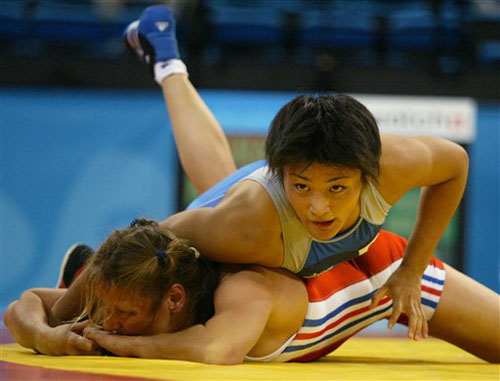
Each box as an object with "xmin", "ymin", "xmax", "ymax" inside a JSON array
[{"xmin": 338, "ymin": 201, "xmax": 362, "ymax": 235}]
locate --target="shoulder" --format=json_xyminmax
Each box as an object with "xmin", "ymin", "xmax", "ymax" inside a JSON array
[
  {"xmin": 214, "ymin": 181, "xmax": 284, "ymax": 264},
  {"xmin": 377, "ymin": 134, "xmax": 466, "ymax": 203},
  {"xmin": 215, "ymin": 266, "xmax": 274, "ymax": 308}
]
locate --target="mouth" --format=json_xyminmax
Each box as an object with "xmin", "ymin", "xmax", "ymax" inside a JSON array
[{"xmin": 310, "ymin": 219, "xmax": 335, "ymax": 229}]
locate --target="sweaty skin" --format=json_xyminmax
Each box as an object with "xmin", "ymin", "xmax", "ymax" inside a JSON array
[
  {"xmin": 163, "ymin": 134, "xmax": 469, "ymax": 341},
  {"xmin": 5, "ymin": 265, "xmax": 308, "ymax": 364}
]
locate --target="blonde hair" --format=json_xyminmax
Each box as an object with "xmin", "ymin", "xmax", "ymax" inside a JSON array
[{"xmin": 81, "ymin": 219, "xmax": 219, "ymax": 326}]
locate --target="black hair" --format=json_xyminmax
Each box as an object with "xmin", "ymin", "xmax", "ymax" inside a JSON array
[{"xmin": 265, "ymin": 94, "xmax": 381, "ymax": 183}]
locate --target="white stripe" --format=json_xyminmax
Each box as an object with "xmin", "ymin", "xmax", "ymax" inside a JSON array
[
  {"xmin": 423, "ymin": 264, "xmax": 446, "ymax": 282},
  {"xmin": 421, "ymin": 278, "xmax": 444, "ymax": 291},
  {"xmin": 294, "ymin": 300, "xmax": 392, "ymax": 347},
  {"xmin": 306, "ymin": 258, "xmax": 402, "ymax": 321},
  {"xmin": 267, "ymin": 259, "xmax": 446, "ymax": 362},
  {"xmin": 276, "ymin": 304, "xmax": 392, "ymax": 362},
  {"xmin": 421, "ymin": 291, "xmax": 440, "ymax": 304}
]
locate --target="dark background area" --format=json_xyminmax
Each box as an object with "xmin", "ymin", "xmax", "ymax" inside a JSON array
[{"xmin": 1, "ymin": 0, "xmax": 499, "ymax": 99}]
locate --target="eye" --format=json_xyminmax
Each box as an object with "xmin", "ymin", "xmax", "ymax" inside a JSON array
[
  {"xmin": 330, "ymin": 185, "xmax": 345, "ymax": 193},
  {"xmin": 294, "ymin": 183, "xmax": 309, "ymax": 192}
]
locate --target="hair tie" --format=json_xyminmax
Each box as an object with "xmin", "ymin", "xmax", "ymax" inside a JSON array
[
  {"xmin": 189, "ymin": 246, "xmax": 200, "ymax": 259},
  {"xmin": 157, "ymin": 250, "xmax": 166, "ymax": 266}
]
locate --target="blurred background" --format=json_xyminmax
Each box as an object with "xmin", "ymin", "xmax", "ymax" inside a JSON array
[{"xmin": 1, "ymin": 0, "xmax": 499, "ymax": 319}]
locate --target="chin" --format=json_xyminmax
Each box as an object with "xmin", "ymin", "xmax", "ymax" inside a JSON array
[{"xmin": 307, "ymin": 227, "xmax": 339, "ymax": 240}]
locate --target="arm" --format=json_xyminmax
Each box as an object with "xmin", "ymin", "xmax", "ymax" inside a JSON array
[
  {"xmin": 372, "ymin": 135, "xmax": 469, "ymax": 339},
  {"xmin": 85, "ymin": 269, "xmax": 274, "ymax": 364},
  {"xmin": 49, "ymin": 267, "xmax": 89, "ymax": 326},
  {"xmin": 378, "ymin": 135, "xmax": 468, "ymax": 274},
  {"xmin": 160, "ymin": 182, "xmax": 284, "ymax": 267},
  {"xmin": 3, "ymin": 288, "xmax": 97, "ymax": 355},
  {"xmin": 160, "ymin": 74, "xmax": 237, "ymax": 193}
]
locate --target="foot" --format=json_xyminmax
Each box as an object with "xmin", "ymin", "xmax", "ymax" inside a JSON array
[
  {"xmin": 56, "ymin": 243, "xmax": 94, "ymax": 288},
  {"xmin": 124, "ymin": 6, "xmax": 180, "ymax": 66}
]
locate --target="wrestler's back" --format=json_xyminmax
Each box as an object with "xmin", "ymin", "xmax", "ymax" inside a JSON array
[{"xmin": 219, "ymin": 264, "xmax": 308, "ymax": 358}]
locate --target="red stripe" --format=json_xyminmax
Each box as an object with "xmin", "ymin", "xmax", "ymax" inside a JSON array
[
  {"xmin": 71, "ymin": 265, "xmax": 87, "ymax": 284},
  {"xmin": 429, "ymin": 256, "xmax": 445, "ymax": 270},
  {"xmin": 295, "ymin": 296, "xmax": 392, "ymax": 340},
  {"xmin": 305, "ymin": 262, "xmax": 366, "ymax": 302},
  {"xmin": 421, "ymin": 285, "xmax": 442, "ymax": 296},
  {"xmin": 305, "ymin": 230, "xmax": 407, "ymax": 302}
]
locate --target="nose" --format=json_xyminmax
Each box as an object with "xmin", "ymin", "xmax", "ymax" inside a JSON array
[
  {"xmin": 103, "ymin": 311, "xmax": 121, "ymax": 333},
  {"xmin": 308, "ymin": 193, "xmax": 331, "ymax": 218}
]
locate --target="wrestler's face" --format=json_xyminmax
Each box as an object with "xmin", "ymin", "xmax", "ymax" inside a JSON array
[
  {"xmin": 283, "ymin": 162, "xmax": 363, "ymax": 240},
  {"xmin": 98, "ymin": 286, "xmax": 169, "ymax": 336}
]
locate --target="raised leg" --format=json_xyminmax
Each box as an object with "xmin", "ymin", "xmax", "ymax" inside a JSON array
[
  {"xmin": 125, "ymin": 6, "xmax": 237, "ymax": 194},
  {"xmin": 160, "ymin": 74, "xmax": 237, "ymax": 193}
]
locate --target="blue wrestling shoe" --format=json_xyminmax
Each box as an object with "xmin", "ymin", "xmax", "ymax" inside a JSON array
[
  {"xmin": 56, "ymin": 243, "xmax": 94, "ymax": 288},
  {"xmin": 124, "ymin": 6, "xmax": 180, "ymax": 66}
]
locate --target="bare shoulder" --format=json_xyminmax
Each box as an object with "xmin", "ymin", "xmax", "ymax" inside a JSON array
[
  {"xmin": 378, "ymin": 134, "xmax": 467, "ymax": 204},
  {"xmin": 216, "ymin": 265, "xmax": 308, "ymax": 344},
  {"xmin": 163, "ymin": 180, "xmax": 284, "ymax": 267},
  {"xmin": 214, "ymin": 180, "xmax": 284, "ymax": 265},
  {"xmin": 215, "ymin": 265, "xmax": 274, "ymax": 306},
  {"xmin": 217, "ymin": 265, "xmax": 304, "ymax": 303}
]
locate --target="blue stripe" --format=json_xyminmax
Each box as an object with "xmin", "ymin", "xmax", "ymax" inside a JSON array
[
  {"xmin": 421, "ymin": 298, "xmax": 438, "ymax": 309},
  {"xmin": 422, "ymin": 274, "xmax": 444, "ymax": 286},
  {"xmin": 304, "ymin": 221, "xmax": 381, "ymax": 273},
  {"xmin": 302, "ymin": 291, "xmax": 376, "ymax": 327},
  {"xmin": 187, "ymin": 160, "xmax": 267, "ymax": 210},
  {"xmin": 196, "ymin": 195, "xmax": 224, "ymax": 208},
  {"xmin": 284, "ymin": 304, "xmax": 392, "ymax": 353}
]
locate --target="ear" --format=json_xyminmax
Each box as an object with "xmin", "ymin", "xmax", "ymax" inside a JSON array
[{"xmin": 165, "ymin": 283, "xmax": 187, "ymax": 313}]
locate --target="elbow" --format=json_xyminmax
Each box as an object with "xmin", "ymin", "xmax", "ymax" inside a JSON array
[
  {"xmin": 3, "ymin": 301, "xmax": 17, "ymax": 328},
  {"xmin": 201, "ymin": 342, "xmax": 246, "ymax": 365},
  {"xmin": 452, "ymin": 142, "xmax": 469, "ymax": 167},
  {"xmin": 459, "ymin": 144, "xmax": 469, "ymax": 173},
  {"xmin": 449, "ymin": 141, "xmax": 469, "ymax": 177}
]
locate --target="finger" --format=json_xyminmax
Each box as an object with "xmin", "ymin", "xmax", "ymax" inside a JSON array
[
  {"xmin": 70, "ymin": 333, "xmax": 99, "ymax": 353},
  {"xmin": 88, "ymin": 332, "xmax": 130, "ymax": 357},
  {"xmin": 388, "ymin": 303, "xmax": 402, "ymax": 329},
  {"xmin": 416, "ymin": 305, "xmax": 428, "ymax": 340},
  {"xmin": 71, "ymin": 320, "xmax": 91, "ymax": 334},
  {"xmin": 83, "ymin": 326, "xmax": 99, "ymax": 338},
  {"xmin": 412, "ymin": 310, "xmax": 422, "ymax": 341},
  {"xmin": 370, "ymin": 287, "xmax": 387, "ymax": 309},
  {"xmin": 407, "ymin": 306, "xmax": 417, "ymax": 340},
  {"xmin": 422, "ymin": 312, "xmax": 429, "ymax": 339}
]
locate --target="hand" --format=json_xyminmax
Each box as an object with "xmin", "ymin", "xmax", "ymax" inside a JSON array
[
  {"xmin": 35, "ymin": 321, "xmax": 101, "ymax": 356},
  {"xmin": 370, "ymin": 266, "xmax": 428, "ymax": 340},
  {"xmin": 83, "ymin": 327, "xmax": 143, "ymax": 358}
]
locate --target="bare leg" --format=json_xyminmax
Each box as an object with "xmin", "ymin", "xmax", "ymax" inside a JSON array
[
  {"xmin": 161, "ymin": 74, "xmax": 237, "ymax": 193},
  {"xmin": 428, "ymin": 263, "xmax": 500, "ymax": 362}
]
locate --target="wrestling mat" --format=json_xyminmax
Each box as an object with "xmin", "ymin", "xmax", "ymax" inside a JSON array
[{"xmin": 1, "ymin": 337, "xmax": 498, "ymax": 380}]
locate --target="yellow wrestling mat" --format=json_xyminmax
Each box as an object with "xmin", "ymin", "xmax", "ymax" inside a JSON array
[{"xmin": 1, "ymin": 338, "xmax": 498, "ymax": 380}]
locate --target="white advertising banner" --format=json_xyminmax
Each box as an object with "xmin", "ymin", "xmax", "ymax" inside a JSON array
[{"xmin": 354, "ymin": 95, "xmax": 477, "ymax": 144}]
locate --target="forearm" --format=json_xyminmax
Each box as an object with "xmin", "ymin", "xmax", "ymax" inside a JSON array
[
  {"xmin": 139, "ymin": 325, "xmax": 215, "ymax": 362},
  {"xmin": 87, "ymin": 324, "xmax": 240, "ymax": 364},
  {"xmin": 3, "ymin": 291, "xmax": 52, "ymax": 350},
  {"xmin": 49, "ymin": 269, "xmax": 87, "ymax": 326},
  {"xmin": 161, "ymin": 74, "xmax": 237, "ymax": 193},
  {"xmin": 403, "ymin": 159, "xmax": 468, "ymax": 274}
]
